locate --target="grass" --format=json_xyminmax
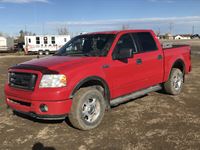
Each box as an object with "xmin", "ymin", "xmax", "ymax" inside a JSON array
[{"xmin": 14, "ymin": 51, "xmax": 25, "ymax": 56}]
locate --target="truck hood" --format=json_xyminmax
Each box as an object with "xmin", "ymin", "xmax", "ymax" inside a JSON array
[{"xmin": 11, "ymin": 56, "xmax": 98, "ymax": 73}]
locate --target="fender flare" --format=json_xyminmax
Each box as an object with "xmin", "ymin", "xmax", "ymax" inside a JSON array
[
  {"xmin": 167, "ymin": 59, "xmax": 186, "ymax": 81},
  {"xmin": 171, "ymin": 59, "xmax": 185, "ymax": 73},
  {"xmin": 70, "ymin": 76, "xmax": 111, "ymax": 106}
]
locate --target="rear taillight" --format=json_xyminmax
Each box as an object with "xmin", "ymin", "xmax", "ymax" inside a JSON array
[
  {"xmin": 189, "ymin": 47, "xmax": 191, "ymax": 61},
  {"xmin": 189, "ymin": 47, "xmax": 192, "ymax": 72}
]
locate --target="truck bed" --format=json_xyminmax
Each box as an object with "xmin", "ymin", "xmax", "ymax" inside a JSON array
[
  {"xmin": 163, "ymin": 44, "xmax": 191, "ymax": 82},
  {"xmin": 163, "ymin": 44, "xmax": 190, "ymax": 50}
]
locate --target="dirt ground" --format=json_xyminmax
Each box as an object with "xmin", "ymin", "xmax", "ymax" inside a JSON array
[{"xmin": 0, "ymin": 42, "xmax": 200, "ymax": 150}]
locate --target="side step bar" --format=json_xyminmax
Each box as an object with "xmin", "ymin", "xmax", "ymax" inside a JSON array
[{"xmin": 110, "ymin": 85, "xmax": 162, "ymax": 106}]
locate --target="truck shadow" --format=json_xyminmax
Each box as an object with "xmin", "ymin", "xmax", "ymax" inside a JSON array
[
  {"xmin": 156, "ymin": 89, "xmax": 167, "ymax": 94},
  {"xmin": 32, "ymin": 142, "xmax": 56, "ymax": 150}
]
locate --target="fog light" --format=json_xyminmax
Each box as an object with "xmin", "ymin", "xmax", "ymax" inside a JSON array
[{"xmin": 40, "ymin": 104, "xmax": 48, "ymax": 112}]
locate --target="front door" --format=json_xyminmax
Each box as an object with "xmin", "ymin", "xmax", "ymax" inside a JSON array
[{"xmin": 104, "ymin": 33, "xmax": 147, "ymax": 99}]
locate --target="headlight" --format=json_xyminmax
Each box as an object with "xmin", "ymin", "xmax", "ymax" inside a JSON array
[
  {"xmin": 8, "ymin": 72, "xmax": 10, "ymax": 84},
  {"xmin": 39, "ymin": 74, "xmax": 67, "ymax": 88}
]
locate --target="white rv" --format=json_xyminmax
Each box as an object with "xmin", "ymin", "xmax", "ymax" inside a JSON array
[
  {"xmin": 24, "ymin": 35, "xmax": 70, "ymax": 55},
  {"xmin": 0, "ymin": 36, "xmax": 14, "ymax": 52}
]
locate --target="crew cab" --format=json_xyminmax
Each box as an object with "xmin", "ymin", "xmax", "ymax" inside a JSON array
[{"xmin": 4, "ymin": 30, "xmax": 191, "ymax": 130}]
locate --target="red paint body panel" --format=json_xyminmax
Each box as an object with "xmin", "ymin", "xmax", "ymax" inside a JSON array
[
  {"xmin": 163, "ymin": 46, "xmax": 191, "ymax": 82},
  {"xmin": 4, "ymin": 30, "xmax": 191, "ymax": 118}
]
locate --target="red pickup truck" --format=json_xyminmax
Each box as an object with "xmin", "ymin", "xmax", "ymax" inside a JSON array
[{"xmin": 5, "ymin": 30, "xmax": 191, "ymax": 130}]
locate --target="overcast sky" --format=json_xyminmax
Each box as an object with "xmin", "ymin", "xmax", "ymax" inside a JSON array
[{"xmin": 0, "ymin": 0, "xmax": 200, "ymax": 36}]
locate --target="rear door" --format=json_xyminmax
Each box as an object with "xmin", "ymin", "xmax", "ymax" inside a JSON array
[{"xmin": 131, "ymin": 32, "xmax": 164, "ymax": 87}]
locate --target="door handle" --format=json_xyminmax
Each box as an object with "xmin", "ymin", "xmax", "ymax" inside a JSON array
[
  {"xmin": 102, "ymin": 64, "xmax": 110, "ymax": 69},
  {"xmin": 136, "ymin": 58, "xmax": 142, "ymax": 64},
  {"xmin": 157, "ymin": 55, "xmax": 163, "ymax": 60}
]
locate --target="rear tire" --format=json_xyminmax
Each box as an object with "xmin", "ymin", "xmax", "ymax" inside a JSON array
[
  {"xmin": 68, "ymin": 87, "xmax": 106, "ymax": 130},
  {"xmin": 163, "ymin": 68, "xmax": 184, "ymax": 95},
  {"xmin": 45, "ymin": 50, "xmax": 50, "ymax": 55}
]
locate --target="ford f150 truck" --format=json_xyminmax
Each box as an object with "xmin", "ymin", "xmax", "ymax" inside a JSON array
[{"xmin": 4, "ymin": 30, "xmax": 191, "ymax": 130}]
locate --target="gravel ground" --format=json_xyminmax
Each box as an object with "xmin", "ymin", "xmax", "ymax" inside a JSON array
[{"xmin": 0, "ymin": 44, "xmax": 200, "ymax": 150}]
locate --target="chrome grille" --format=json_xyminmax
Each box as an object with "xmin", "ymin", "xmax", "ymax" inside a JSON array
[{"xmin": 9, "ymin": 72, "xmax": 37, "ymax": 90}]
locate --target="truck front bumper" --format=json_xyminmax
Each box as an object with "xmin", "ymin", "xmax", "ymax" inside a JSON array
[
  {"xmin": 5, "ymin": 84, "xmax": 72, "ymax": 120},
  {"xmin": 6, "ymin": 97, "xmax": 72, "ymax": 120}
]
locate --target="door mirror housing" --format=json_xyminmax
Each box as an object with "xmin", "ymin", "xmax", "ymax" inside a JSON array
[{"xmin": 113, "ymin": 48, "xmax": 133, "ymax": 60}]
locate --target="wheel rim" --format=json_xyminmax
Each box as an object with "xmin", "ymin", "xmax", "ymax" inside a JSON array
[
  {"xmin": 81, "ymin": 97, "xmax": 101, "ymax": 123},
  {"xmin": 172, "ymin": 72, "xmax": 183, "ymax": 91},
  {"xmin": 39, "ymin": 51, "xmax": 43, "ymax": 55}
]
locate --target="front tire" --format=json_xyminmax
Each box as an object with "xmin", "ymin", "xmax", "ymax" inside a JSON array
[
  {"xmin": 38, "ymin": 50, "xmax": 43, "ymax": 55},
  {"xmin": 163, "ymin": 68, "xmax": 184, "ymax": 95},
  {"xmin": 68, "ymin": 87, "xmax": 106, "ymax": 130}
]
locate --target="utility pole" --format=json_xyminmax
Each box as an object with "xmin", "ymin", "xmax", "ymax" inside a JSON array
[
  {"xmin": 158, "ymin": 27, "xmax": 161, "ymax": 36},
  {"xmin": 192, "ymin": 25, "xmax": 195, "ymax": 35},
  {"xmin": 24, "ymin": 25, "xmax": 27, "ymax": 35},
  {"xmin": 42, "ymin": 23, "xmax": 45, "ymax": 35},
  {"xmin": 169, "ymin": 22, "xmax": 174, "ymax": 34}
]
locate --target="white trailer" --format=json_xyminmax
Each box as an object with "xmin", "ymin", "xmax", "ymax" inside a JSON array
[
  {"xmin": 0, "ymin": 36, "xmax": 14, "ymax": 52},
  {"xmin": 24, "ymin": 35, "xmax": 70, "ymax": 55}
]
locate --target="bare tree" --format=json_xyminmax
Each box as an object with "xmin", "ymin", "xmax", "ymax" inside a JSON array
[
  {"xmin": 122, "ymin": 24, "xmax": 129, "ymax": 30},
  {"xmin": 155, "ymin": 27, "xmax": 161, "ymax": 36},
  {"xmin": 57, "ymin": 25, "xmax": 69, "ymax": 35},
  {"xmin": 18, "ymin": 30, "xmax": 25, "ymax": 43},
  {"xmin": 17, "ymin": 30, "xmax": 35, "ymax": 43}
]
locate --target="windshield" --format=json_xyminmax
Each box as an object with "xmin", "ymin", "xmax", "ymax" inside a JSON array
[{"xmin": 55, "ymin": 34, "xmax": 115, "ymax": 57}]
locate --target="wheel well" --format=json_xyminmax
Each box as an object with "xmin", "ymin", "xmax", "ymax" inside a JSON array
[
  {"xmin": 171, "ymin": 59, "xmax": 185, "ymax": 81},
  {"xmin": 71, "ymin": 77, "xmax": 111, "ymax": 108},
  {"xmin": 172, "ymin": 59, "xmax": 185, "ymax": 74}
]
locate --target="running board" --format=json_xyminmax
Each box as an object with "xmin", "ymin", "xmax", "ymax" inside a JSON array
[{"xmin": 110, "ymin": 85, "xmax": 162, "ymax": 106}]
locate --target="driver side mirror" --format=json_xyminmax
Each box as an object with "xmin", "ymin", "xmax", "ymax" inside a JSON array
[{"xmin": 113, "ymin": 48, "xmax": 133, "ymax": 60}]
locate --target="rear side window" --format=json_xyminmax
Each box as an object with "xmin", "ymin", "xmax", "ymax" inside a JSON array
[{"xmin": 134, "ymin": 32, "xmax": 158, "ymax": 52}]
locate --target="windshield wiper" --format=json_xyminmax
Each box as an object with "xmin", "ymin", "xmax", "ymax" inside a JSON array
[{"xmin": 82, "ymin": 53, "xmax": 93, "ymax": 56}]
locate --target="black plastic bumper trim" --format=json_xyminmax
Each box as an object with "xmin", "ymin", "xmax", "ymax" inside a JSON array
[{"xmin": 13, "ymin": 109, "xmax": 67, "ymax": 120}]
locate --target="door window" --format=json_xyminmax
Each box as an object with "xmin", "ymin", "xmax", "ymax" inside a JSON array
[
  {"xmin": 36, "ymin": 37, "xmax": 40, "ymax": 44},
  {"xmin": 44, "ymin": 37, "xmax": 48, "ymax": 44},
  {"xmin": 113, "ymin": 34, "xmax": 137, "ymax": 55},
  {"xmin": 51, "ymin": 37, "xmax": 55, "ymax": 44}
]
